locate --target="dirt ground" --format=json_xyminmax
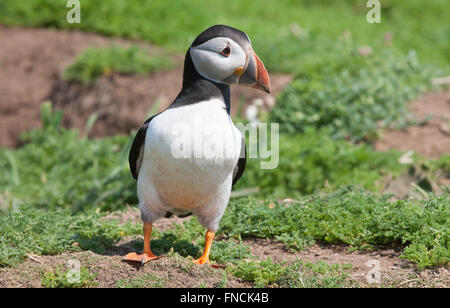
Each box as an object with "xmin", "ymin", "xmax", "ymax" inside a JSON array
[
  {"xmin": 0, "ymin": 250, "xmax": 251, "ymax": 288},
  {"xmin": 0, "ymin": 26, "xmax": 123, "ymax": 147},
  {"xmin": 375, "ymin": 91, "xmax": 450, "ymax": 158},
  {"xmin": 0, "ymin": 25, "xmax": 291, "ymax": 147}
]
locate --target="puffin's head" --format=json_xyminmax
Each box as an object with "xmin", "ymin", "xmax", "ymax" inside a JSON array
[{"xmin": 189, "ymin": 25, "xmax": 270, "ymax": 93}]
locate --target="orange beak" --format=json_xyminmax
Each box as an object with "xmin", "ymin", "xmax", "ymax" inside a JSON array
[{"xmin": 238, "ymin": 49, "xmax": 270, "ymax": 93}]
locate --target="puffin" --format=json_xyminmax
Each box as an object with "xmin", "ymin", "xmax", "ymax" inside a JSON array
[{"xmin": 123, "ymin": 25, "xmax": 270, "ymax": 265}]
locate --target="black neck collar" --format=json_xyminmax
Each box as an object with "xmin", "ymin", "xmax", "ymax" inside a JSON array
[{"xmin": 169, "ymin": 49, "xmax": 231, "ymax": 114}]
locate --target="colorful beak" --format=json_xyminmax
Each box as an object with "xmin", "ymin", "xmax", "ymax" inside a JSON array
[{"xmin": 238, "ymin": 49, "xmax": 270, "ymax": 93}]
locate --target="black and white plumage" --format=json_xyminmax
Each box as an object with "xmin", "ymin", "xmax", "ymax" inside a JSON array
[{"xmin": 125, "ymin": 25, "xmax": 270, "ymax": 264}]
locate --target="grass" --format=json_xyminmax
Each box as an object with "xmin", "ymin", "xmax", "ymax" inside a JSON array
[
  {"xmin": 116, "ymin": 273, "xmax": 166, "ymax": 288},
  {"xmin": 41, "ymin": 266, "xmax": 98, "ymax": 288},
  {"xmin": 228, "ymin": 258, "xmax": 355, "ymax": 288},
  {"xmin": 63, "ymin": 45, "xmax": 172, "ymax": 84},
  {"xmin": 0, "ymin": 205, "xmax": 140, "ymax": 267},
  {"xmin": 0, "ymin": 0, "xmax": 448, "ymax": 74}
]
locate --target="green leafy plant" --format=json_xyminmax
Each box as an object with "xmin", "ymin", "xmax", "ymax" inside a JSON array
[
  {"xmin": 271, "ymin": 49, "xmax": 434, "ymax": 142},
  {"xmin": 209, "ymin": 239, "xmax": 252, "ymax": 263},
  {"xmin": 41, "ymin": 266, "xmax": 98, "ymax": 288},
  {"xmin": 228, "ymin": 258, "xmax": 354, "ymax": 288},
  {"xmin": 228, "ymin": 258, "xmax": 290, "ymax": 287},
  {"xmin": 221, "ymin": 188, "xmax": 449, "ymax": 269},
  {"xmin": 236, "ymin": 128, "xmax": 407, "ymax": 196}
]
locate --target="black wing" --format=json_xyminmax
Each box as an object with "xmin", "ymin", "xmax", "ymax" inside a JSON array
[
  {"xmin": 232, "ymin": 135, "xmax": 246, "ymax": 186},
  {"xmin": 129, "ymin": 115, "xmax": 157, "ymax": 180}
]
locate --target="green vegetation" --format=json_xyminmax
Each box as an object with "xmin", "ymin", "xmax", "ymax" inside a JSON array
[
  {"xmin": 3, "ymin": 0, "xmax": 441, "ymax": 146},
  {"xmin": 236, "ymin": 128, "xmax": 407, "ymax": 197},
  {"xmin": 0, "ymin": 103, "xmax": 136, "ymax": 214},
  {"xmin": 0, "ymin": 0, "xmax": 449, "ymax": 74},
  {"xmin": 271, "ymin": 49, "xmax": 434, "ymax": 141},
  {"xmin": 41, "ymin": 266, "xmax": 98, "ymax": 288},
  {"xmin": 0, "ymin": 205, "xmax": 139, "ymax": 267},
  {"xmin": 145, "ymin": 215, "xmax": 252, "ymax": 263},
  {"xmin": 209, "ymin": 240, "xmax": 252, "ymax": 264},
  {"xmin": 228, "ymin": 258, "xmax": 354, "ymax": 288},
  {"xmin": 118, "ymin": 186, "xmax": 449, "ymax": 270},
  {"xmin": 221, "ymin": 189, "xmax": 449, "ymax": 269},
  {"xmin": 431, "ymin": 155, "xmax": 450, "ymax": 176},
  {"xmin": 116, "ymin": 273, "xmax": 166, "ymax": 288},
  {"xmin": 64, "ymin": 45, "xmax": 172, "ymax": 84}
]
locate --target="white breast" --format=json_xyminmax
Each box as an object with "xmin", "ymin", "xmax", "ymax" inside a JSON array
[{"xmin": 137, "ymin": 98, "xmax": 242, "ymax": 214}]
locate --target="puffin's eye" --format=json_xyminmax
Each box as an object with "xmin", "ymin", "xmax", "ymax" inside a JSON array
[{"xmin": 220, "ymin": 45, "xmax": 231, "ymax": 57}]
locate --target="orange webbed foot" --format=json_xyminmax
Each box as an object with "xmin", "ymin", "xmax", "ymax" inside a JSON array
[
  {"xmin": 193, "ymin": 256, "xmax": 210, "ymax": 265},
  {"xmin": 123, "ymin": 252, "xmax": 162, "ymax": 265}
]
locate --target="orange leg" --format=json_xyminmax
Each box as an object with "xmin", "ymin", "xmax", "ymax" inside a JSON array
[
  {"xmin": 123, "ymin": 222, "xmax": 161, "ymax": 264},
  {"xmin": 193, "ymin": 230, "xmax": 215, "ymax": 265}
]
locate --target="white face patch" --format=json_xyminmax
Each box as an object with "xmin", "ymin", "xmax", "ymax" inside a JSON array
[{"xmin": 190, "ymin": 37, "xmax": 247, "ymax": 84}]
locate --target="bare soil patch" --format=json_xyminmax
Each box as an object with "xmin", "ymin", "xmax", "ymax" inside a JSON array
[
  {"xmin": 48, "ymin": 70, "xmax": 291, "ymax": 140},
  {"xmin": 245, "ymin": 238, "xmax": 448, "ymax": 288},
  {"xmin": 375, "ymin": 91, "xmax": 450, "ymax": 159},
  {"xmin": 0, "ymin": 25, "xmax": 136, "ymax": 147},
  {"xmin": 0, "ymin": 25, "xmax": 292, "ymax": 147}
]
